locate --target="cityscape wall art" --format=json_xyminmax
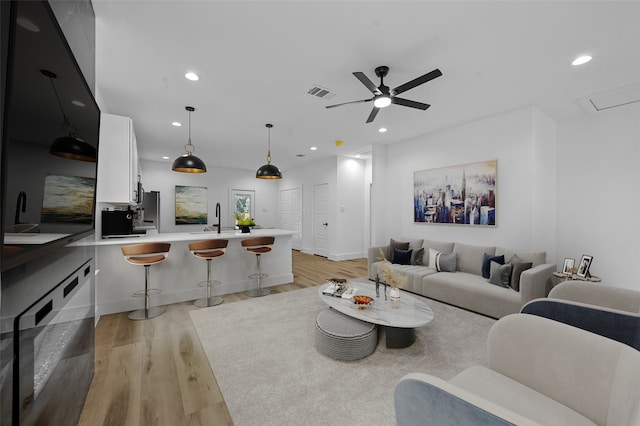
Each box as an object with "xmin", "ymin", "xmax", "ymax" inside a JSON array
[
  {"xmin": 414, "ymin": 160, "xmax": 497, "ymax": 226},
  {"xmin": 175, "ymin": 185, "xmax": 208, "ymax": 225}
]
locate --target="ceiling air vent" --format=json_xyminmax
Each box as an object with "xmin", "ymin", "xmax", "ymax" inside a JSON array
[
  {"xmin": 577, "ymin": 84, "xmax": 640, "ymax": 113},
  {"xmin": 296, "ymin": 154, "xmax": 306, "ymax": 158},
  {"xmin": 307, "ymin": 85, "xmax": 336, "ymax": 100}
]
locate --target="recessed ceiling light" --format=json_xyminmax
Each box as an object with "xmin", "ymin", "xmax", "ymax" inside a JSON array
[
  {"xmin": 378, "ymin": 127, "xmax": 387, "ymax": 133},
  {"xmin": 355, "ymin": 154, "xmax": 361, "ymax": 158},
  {"xmin": 185, "ymin": 72, "xmax": 199, "ymax": 81},
  {"xmin": 572, "ymin": 55, "xmax": 592, "ymax": 66},
  {"xmin": 310, "ymin": 146, "xmax": 318, "ymax": 151},
  {"xmin": 71, "ymin": 100, "xmax": 85, "ymax": 107},
  {"xmin": 162, "ymin": 156, "xmax": 170, "ymax": 160},
  {"xmin": 171, "ymin": 121, "xmax": 182, "ymax": 127},
  {"xmin": 17, "ymin": 17, "xmax": 40, "ymax": 32}
]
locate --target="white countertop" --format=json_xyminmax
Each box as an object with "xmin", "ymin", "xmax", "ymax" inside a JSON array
[
  {"xmin": 72, "ymin": 228, "xmax": 296, "ymax": 246},
  {"xmin": 4, "ymin": 233, "xmax": 71, "ymax": 245}
]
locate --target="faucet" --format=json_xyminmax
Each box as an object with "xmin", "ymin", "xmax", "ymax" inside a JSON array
[
  {"xmin": 15, "ymin": 191, "xmax": 26, "ymax": 224},
  {"xmin": 215, "ymin": 202, "xmax": 221, "ymax": 234}
]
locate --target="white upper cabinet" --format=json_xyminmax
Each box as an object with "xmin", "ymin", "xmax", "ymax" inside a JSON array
[{"xmin": 97, "ymin": 113, "xmax": 140, "ymax": 205}]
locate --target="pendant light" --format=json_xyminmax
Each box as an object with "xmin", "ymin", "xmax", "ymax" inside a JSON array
[
  {"xmin": 256, "ymin": 123, "xmax": 282, "ymax": 179},
  {"xmin": 42, "ymin": 69, "xmax": 97, "ymax": 162},
  {"xmin": 172, "ymin": 106, "xmax": 207, "ymax": 173}
]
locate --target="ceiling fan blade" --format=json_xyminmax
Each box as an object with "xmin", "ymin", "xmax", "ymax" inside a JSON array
[
  {"xmin": 325, "ymin": 98, "xmax": 373, "ymax": 109},
  {"xmin": 366, "ymin": 107, "xmax": 380, "ymax": 123},
  {"xmin": 391, "ymin": 97, "xmax": 431, "ymax": 110},
  {"xmin": 393, "ymin": 69, "xmax": 442, "ymax": 95},
  {"xmin": 353, "ymin": 72, "xmax": 380, "ymax": 94}
]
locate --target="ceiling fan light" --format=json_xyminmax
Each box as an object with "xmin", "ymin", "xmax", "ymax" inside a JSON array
[
  {"xmin": 374, "ymin": 96, "xmax": 392, "ymax": 108},
  {"xmin": 50, "ymin": 135, "xmax": 97, "ymax": 162}
]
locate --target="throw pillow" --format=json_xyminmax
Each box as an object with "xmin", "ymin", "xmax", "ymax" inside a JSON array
[
  {"xmin": 428, "ymin": 248, "xmax": 441, "ymax": 269},
  {"xmin": 510, "ymin": 262, "xmax": 533, "ymax": 291},
  {"xmin": 411, "ymin": 247, "xmax": 424, "ymax": 265},
  {"xmin": 389, "ymin": 239, "xmax": 410, "ymax": 263},
  {"xmin": 435, "ymin": 252, "xmax": 457, "ymax": 272},
  {"xmin": 392, "ymin": 248, "xmax": 412, "ymax": 265},
  {"xmin": 482, "ymin": 253, "xmax": 505, "ymax": 279},
  {"xmin": 488, "ymin": 261, "xmax": 512, "ymax": 287}
]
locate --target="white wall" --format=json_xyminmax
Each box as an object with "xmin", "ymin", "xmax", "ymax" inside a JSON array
[
  {"xmin": 284, "ymin": 156, "xmax": 368, "ymax": 259},
  {"xmin": 372, "ymin": 107, "xmax": 556, "ymax": 255},
  {"xmin": 336, "ymin": 157, "xmax": 366, "ymax": 259},
  {"xmin": 555, "ymin": 103, "xmax": 640, "ymax": 290},
  {"xmin": 371, "ymin": 103, "xmax": 640, "ymax": 291},
  {"xmin": 140, "ymin": 160, "xmax": 279, "ymax": 233}
]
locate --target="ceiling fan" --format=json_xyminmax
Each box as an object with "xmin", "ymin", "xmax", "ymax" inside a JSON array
[{"xmin": 326, "ymin": 65, "xmax": 442, "ymax": 123}]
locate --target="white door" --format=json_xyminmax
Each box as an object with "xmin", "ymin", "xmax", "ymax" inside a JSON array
[
  {"xmin": 279, "ymin": 188, "xmax": 302, "ymax": 250},
  {"xmin": 313, "ymin": 183, "xmax": 329, "ymax": 257}
]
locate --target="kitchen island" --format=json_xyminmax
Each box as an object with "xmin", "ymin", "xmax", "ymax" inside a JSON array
[{"xmin": 73, "ymin": 229, "xmax": 294, "ymax": 316}]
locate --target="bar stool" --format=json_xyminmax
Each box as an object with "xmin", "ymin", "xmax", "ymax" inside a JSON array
[
  {"xmin": 189, "ymin": 239, "xmax": 228, "ymax": 307},
  {"xmin": 121, "ymin": 242, "xmax": 171, "ymax": 320},
  {"xmin": 241, "ymin": 236, "xmax": 275, "ymax": 297}
]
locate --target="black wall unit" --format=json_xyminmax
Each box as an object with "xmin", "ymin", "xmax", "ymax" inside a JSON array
[
  {"xmin": 1, "ymin": 1, "xmax": 98, "ymax": 424},
  {"xmin": 1, "ymin": 0, "xmax": 100, "ymax": 272}
]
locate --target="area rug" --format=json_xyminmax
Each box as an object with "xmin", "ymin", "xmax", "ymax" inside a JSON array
[{"xmin": 190, "ymin": 285, "xmax": 496, "ymax": 426}]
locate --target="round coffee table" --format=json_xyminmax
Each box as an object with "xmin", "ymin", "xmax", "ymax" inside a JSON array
[{"xmin": 318, "ymin": 277, "xmax": 434, "ymax": 348}]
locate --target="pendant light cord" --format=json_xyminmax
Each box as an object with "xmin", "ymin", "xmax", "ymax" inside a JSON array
[
  {"xmin": 43, "ymin": 70, "xmax": 75, "ymax": 134},
  {"xmin": 185, "ymin": 106, "xmax": 195, "ymax": 155}
]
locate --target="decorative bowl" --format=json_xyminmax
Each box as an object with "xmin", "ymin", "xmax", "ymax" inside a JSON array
[{"xmin": 351, "ymin": 295, "xmax": 375, "ymax": 310}]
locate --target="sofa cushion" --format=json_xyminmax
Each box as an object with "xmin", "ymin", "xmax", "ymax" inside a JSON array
[
  {"xmin": 389, "ymin": 239, "xmax": 410, "ymax": 262},
  {"xmin": 411, "ymin": 247, "xmax": 424, "ymax": 266},
  {"xmin": 496, "ymin": 247, "xmax": 546, "ymax": 267},
  {"xmin": 451, "ymin": 366, "xmax": 596, "ymax": 426},
  {"xmin": 454, "ymin": 243, "xmax": 496, "ymax": 276},
  {"xmin": 422, "ymin": 272, "xmax": 521, "ymax": 318},
  {"xmin": 422, "ymin": 240, "xmax": 455, "ymax": 266},
  {"xmin": 435, "ymin": 252, "xmax": 457, "ymax": 272},
  {"xmin": 371, "ymin": 261, "xmax": 436, "ymax": 294},
  {"xmin": 482, "ymin": 253, "xmax": 505, "ymax": 279},
  {"xmin": 393, "ymin": 248, "xmax": 412, "ymax": 265},
  {"xmin": 510, "ymin": 262, "xmax": 532, "ymax": 291},
  {"xmin": 488, "ymin": 261, "xmax": 512, "ymax": 287}
]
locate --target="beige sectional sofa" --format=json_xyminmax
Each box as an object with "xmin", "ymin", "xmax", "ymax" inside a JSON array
[{"xmin": 367, "ymin": 239, "xmax": 556, "ymax": 318}]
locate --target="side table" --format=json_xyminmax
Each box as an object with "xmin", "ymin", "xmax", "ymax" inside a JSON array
[{"xmin": 552, "ymin": 271, "xmax": 601, "ymax": 283}]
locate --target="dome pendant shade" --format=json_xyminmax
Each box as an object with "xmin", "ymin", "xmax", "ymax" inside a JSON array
[
  {"xmin": 50, "ymin": 135, "xmax": 97, "ymax": 162},
  {"xmin": 172, "ymin": 154, "xmax": 207, "ymax": 173},
  {"xmin": 256, "ymin": 123, "xmax": 282, "ymax": 179},
  {"xmin": 42, "ymin": 69, "xmax": 97, "ymax": 162},
  {"xmin": 256, "ymin": 163, "xmax": 282, "ymax": 179},
  {"xmin": 172, "ymin": 106, "xmax": 207, "ymax": 173}
]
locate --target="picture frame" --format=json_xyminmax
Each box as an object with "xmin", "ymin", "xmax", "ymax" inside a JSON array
[
  {"xmin": 175, "ymin": 185, "xmax": 208, "ymax": 225},
  {"xmin": 413, "ymin": 160, "xmax": 497, "ymax": 226},
  {"xmin": 562, "ymin": 258, "xmax": 575, "ymax": 275},
  {"xmin": 576, "ymin": 255, "xmax": 593, "ymax": 278}
]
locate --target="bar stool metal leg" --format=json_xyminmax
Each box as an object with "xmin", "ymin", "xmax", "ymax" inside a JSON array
[
  {"xmin": 247, "ymin": 253, "xmax": 270, "ymax": 297},
  {"xmin": 194, "ymin": 258, "xmax": 224, "ymax": 307},
  {"xmin": 129, "ymin": 265, "xmax": 166, "ymax": 320}
]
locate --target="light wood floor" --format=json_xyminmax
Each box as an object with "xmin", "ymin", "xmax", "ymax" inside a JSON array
[{"xmin": 78, "ymin": 250, "xmax": 368, "ymax": 426}]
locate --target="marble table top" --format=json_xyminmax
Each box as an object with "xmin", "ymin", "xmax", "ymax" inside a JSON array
[{"xmin": 318, "ymin": 277, "xmax": 434, "ymax": 328}]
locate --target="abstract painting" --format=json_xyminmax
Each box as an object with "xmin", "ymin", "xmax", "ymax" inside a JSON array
[
  {"xmin": 414, "ymin": 160, "xmax": 497, "ymax": 226},
  {"xmin": 41, "ymin": 174, "xmax": 95, "ymax": 224},
  {"xmin": 175, "ymin": 185, "xmax": 208, "ymax": 225}
]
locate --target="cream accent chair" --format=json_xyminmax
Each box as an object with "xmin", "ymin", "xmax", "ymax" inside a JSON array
[
  {"xmin": 521, "ymin": 281, "xmax": 640, "ymax": 350},
  {"xmin": 394, "ymin": 314, "xmax": 640, "ymax": 425}
]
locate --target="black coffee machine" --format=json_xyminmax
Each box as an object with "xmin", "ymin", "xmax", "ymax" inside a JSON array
[{"xmin": 102, "ymin": 209, "xmax": 134, "ymax": 237}]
